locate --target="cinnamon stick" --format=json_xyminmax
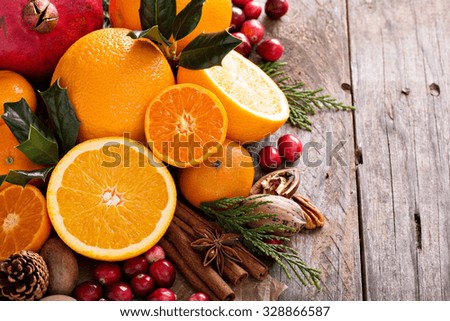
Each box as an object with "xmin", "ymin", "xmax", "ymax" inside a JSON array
[
  {"xmin": 165, "ymin": 223, "xmax": 235, "ymax": 301},
  {"xmin": 171, "ymin": 216, "xmax": 248, "ymax": 286},
  {"xmin": 159, "ymin": 238, "xmax": 220, "ymax": 301},
  {"xmin": 175, "ymin": 201, "xmax": 269, "ymax": 281}
]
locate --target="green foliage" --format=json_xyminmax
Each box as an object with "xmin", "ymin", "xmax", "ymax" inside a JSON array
[
  {"xmin": 259, "ymin": 61, "xmax": 355, "ymax": 131},
  {"xmin": 128, "ymin": 0, "xmax": 241, "ymax": 69},
  {"xmin": 201, "ymin": 196, "xmax": 322, "ymax": 289}
]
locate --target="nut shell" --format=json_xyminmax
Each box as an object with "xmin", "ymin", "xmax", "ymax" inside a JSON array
[
  {"xmin": 250, "ymin": 168, "xmax": 300, "ymax": 198},
  {"xmin": 39, "ymin": 237, "xmax": 78, "ymax": 295},
  {"xmin": 245, "ymin": 194, "xmax": 306, "ymax": 236}
]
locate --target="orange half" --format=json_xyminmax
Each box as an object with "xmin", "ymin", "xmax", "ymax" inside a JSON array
[
  {"xmin": 46, "ymin": 137, "xmax": 177, "ymax": 261},
  {"xmin": 145, "ymin": 84, "xmax": 228, "ymax": 168}
]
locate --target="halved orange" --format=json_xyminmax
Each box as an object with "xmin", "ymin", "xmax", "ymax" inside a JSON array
[
  {"xmin": 144, "ymin": 84, "xmax": 228, "ymax": 168},
  {"xmin": 0, "ymin": 185, "xmax": 51, "ymax": 260},
  {"xmin": 46, "ymin": 137, "xmax": 177, "ymax": 261},
  {"xmin": 177, "ymin": 50, "xmax": 290, "ymax": 143}
]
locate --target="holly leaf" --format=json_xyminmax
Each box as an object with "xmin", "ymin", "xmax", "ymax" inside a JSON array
[
  {"xmin": 16, "ymin": 126, "xmax": 59, "ymax": 165},
  {"xmin": 0, "ymin": 167, "xmax": 54, "ymax": 188},
  {"xmin": 1, "ymin": 99, "xmax": 53, "ymax": 144},
  {"xmin": 172, "ymin": 0, "xmax": 205, "ymax": 41},
  {"xmin": 139, "ymin": 0, "xmax": 176, "ymax": 39},
  {"xmin": 128, "ymin": 25, "xmax": 171, "ymax": 46},
  {"xmin": 178, "ymin": 31, "xmax": 242, "ymax": 70},
  {"xmin": 40, "ymin": 79, "xmax": 81, "ymax": 154}
]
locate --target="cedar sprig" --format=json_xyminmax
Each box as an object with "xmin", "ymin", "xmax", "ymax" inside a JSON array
[
  {"xmin": 201, "ymin": 196, "xmax": 322, "ymax": 289},
  {"xmin": 259, "ymin": 61, "xmax": 355, "ymax": 131}
]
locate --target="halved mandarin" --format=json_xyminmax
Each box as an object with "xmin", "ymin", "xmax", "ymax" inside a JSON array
[
  {"xmin": 144, "ymin": 84, "xmax": 228, "ymax": 168},
  {"xmin": 46, "ymin": 137, "xmax": 177, "ymax": 261},
  {"xmin": 0, "ymin": 184, "xmax": 51, "ymax": 260}
]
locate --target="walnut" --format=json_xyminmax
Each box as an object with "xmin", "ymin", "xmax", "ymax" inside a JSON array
[
  {"xmin": 250, "ymin": 168, "xmax": 300, "ymax": 198},
  {"xmin": 292, "ymin": 194, "xmax": 325, "ymax": 229}
]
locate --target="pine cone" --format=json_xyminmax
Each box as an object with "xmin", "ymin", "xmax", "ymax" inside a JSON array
[{"xmin": 0, "ymin": 250, "xmax": 49, "ymax": 301}]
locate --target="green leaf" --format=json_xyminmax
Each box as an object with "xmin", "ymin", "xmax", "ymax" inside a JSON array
[
  {"xmin": 127, "ymin": 26, "xmax": 171, "ymax": 46},
  {"xmin": 172, "ymin": 0, "xmax": 205, "ymax": 41},
  {"xmin": 1, "ymin": 99, "xmax": 54, "ymax": 144},
  {"xmin": 16, "ymin": 126, "xmax": 59, "ymax": 165},
  {"xmin": 40, "ymin": 79, "xmax": 81, "ymax": 154},
  {"xmin": 139, "ymin": 0, "xmax": 176, "ymax": 39},
  {"xmin": 178, "ymin": 31, "xmax": 242, "ymax": 70},
  {"xmin": 0, "ymin": 167, "xmax": 54, "ymax": 187}
]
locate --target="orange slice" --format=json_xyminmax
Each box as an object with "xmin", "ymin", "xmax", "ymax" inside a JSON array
[
  {"xmin": 177, "ymin": 50, "xmax": 289, "ymax": 143},
  {"xmin": 0, "ymin": 185, "xmax": 51, "ymax": 260},
  {"xmin": 46, "ymin": 137, "xmax": 177, "ymax": 261},
  {"xmin": 144, "ymin": 84, "xmax": 228, "ymax": 168}
]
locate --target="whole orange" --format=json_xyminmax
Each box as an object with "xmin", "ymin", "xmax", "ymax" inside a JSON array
[
  {"xmin": 0, "ymin": 70, "xmax": 37, "ymax": 126},
  {"xmin": 0, "ymin": 125, "xmax": 44, "ymax": 191},
  {"xmin": 109, "ymin": 0, "xmax": 232, "ymax": 53},
  {"xmin": 178, "ymin": 139, "xmax": 254, "ymax": 208},
  {"xmin": 51, "ymin": 28, "xmax": 175, "ymax": 143}
]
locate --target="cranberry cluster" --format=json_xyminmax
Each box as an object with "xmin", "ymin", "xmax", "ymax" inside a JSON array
[
  {"xmin": 258, "ymin": 134, "xmax": 303, "ymax": 171},
  {"xmin": 72, "ymin": 245, "xmax": 209, "ymax": 301},
  {"xmin": 231, "ymin": 0, "xmax": 289, "ymax": 61}
]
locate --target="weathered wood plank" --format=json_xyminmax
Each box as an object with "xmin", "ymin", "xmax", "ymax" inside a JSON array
[
  {"xmin": 349, "ymin": 0, "xmax": 450, "ymax": 300},
  {"xmin": 255, "ymin": 0, "xmax": 362, "ymax": 300}
]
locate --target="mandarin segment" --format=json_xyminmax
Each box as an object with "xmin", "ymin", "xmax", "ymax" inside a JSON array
[
  {"xmin": 0, "ymin": 185, "xmax": 51, "ymax": 260},
  {"xmin": 46, "ymin": 137, "xmax": 177, "ymax": 261},
  {"xmin": 145, "ymin": 84, "xmax": 228, "ymax": 168}
]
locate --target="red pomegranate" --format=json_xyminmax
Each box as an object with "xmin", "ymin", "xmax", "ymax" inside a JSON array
[{"xmin": 0, "ymin": 0, "xmax": 103, "ymax": 84}]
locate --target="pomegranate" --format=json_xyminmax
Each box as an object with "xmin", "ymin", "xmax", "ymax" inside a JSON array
[{"xmin": 0, "ymin": 0, "xmax": 103, "ymax": 84}]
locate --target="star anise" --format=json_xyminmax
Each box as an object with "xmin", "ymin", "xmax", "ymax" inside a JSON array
[{"xmin": 190, "ymin": 228, "xmax": 242, "ymax": 275}]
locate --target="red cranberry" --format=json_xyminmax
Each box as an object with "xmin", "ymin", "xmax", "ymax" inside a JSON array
[
  {"xmin": 232, "ymin": 0, "xmax": 253, "ymax": 8},
  {"xmin": 240, "ymin": 19, "xmax": 265, "ymax": 45},
  {"xmin": 244, "ymin": 2, "xmax": 262, "ymax": 19},
  {"xmin": 130, "ymin": 273, "xmax": 155, "ymax": 298},
  {"xmin": 146, "ymin": 288, "xmax": 177, "ymax": 301},
  {"xmin": 232, "ymin": 32, "xmax": 252, "ymax": 57},
  {"xmin": 230, "ymin": 6, "xmax": 246, "ymax": 32},
  {"xmin": 188, "ymin": 292, "xmax": 210, "ymax": 301},
  {"xmin": 93, "ymin": 262, "xmax": 122, "ymax": 286},
  {"xmin": 264, "ymin": 238, "xmax": 285, "ymax": 255},
  {"xmin": 144, "ymin": 245, "xmax": 166, "ymax": 264},
  {"xmin": 277, "ymin": 134, "xmax": 303, "ymax": 162},
  {"xmin": 105, "ymin": 282, "xmax": 133, "ymax": 301},
  {"xmin": 256, "ymin": 38, "xmax": 284, "ymax": 61},
  {"xmin": 73, "ymin": 281, "xmax": 103, "ymax": 301},
  {"xmin": 149, "ymin": 259, "xmax": 176, "ymax": 288},
  {"xmin": 123, "ymin": 255, "xmax": 149, "ymax": 278},
  {"xmin": 258, "ymin": 146, "xmax": 282, "ymax": 171},
  {"xmin": 265, "ymin": 0, "xmax": 289, "ymax": 19}
]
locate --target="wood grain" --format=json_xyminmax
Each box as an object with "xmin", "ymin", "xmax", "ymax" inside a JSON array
[
  {"xmin": 252, "ymin": 0, "xmax": 362, "ymax": 300},
  {"xmin": 348, "ymin": 0, "xmax": 450, "ymax": 300}
]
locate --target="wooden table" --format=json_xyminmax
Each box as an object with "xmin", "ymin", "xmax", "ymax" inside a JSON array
[{"xmin": 260, "ymin": 0, "xmax": 450, "ymax": 300}]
